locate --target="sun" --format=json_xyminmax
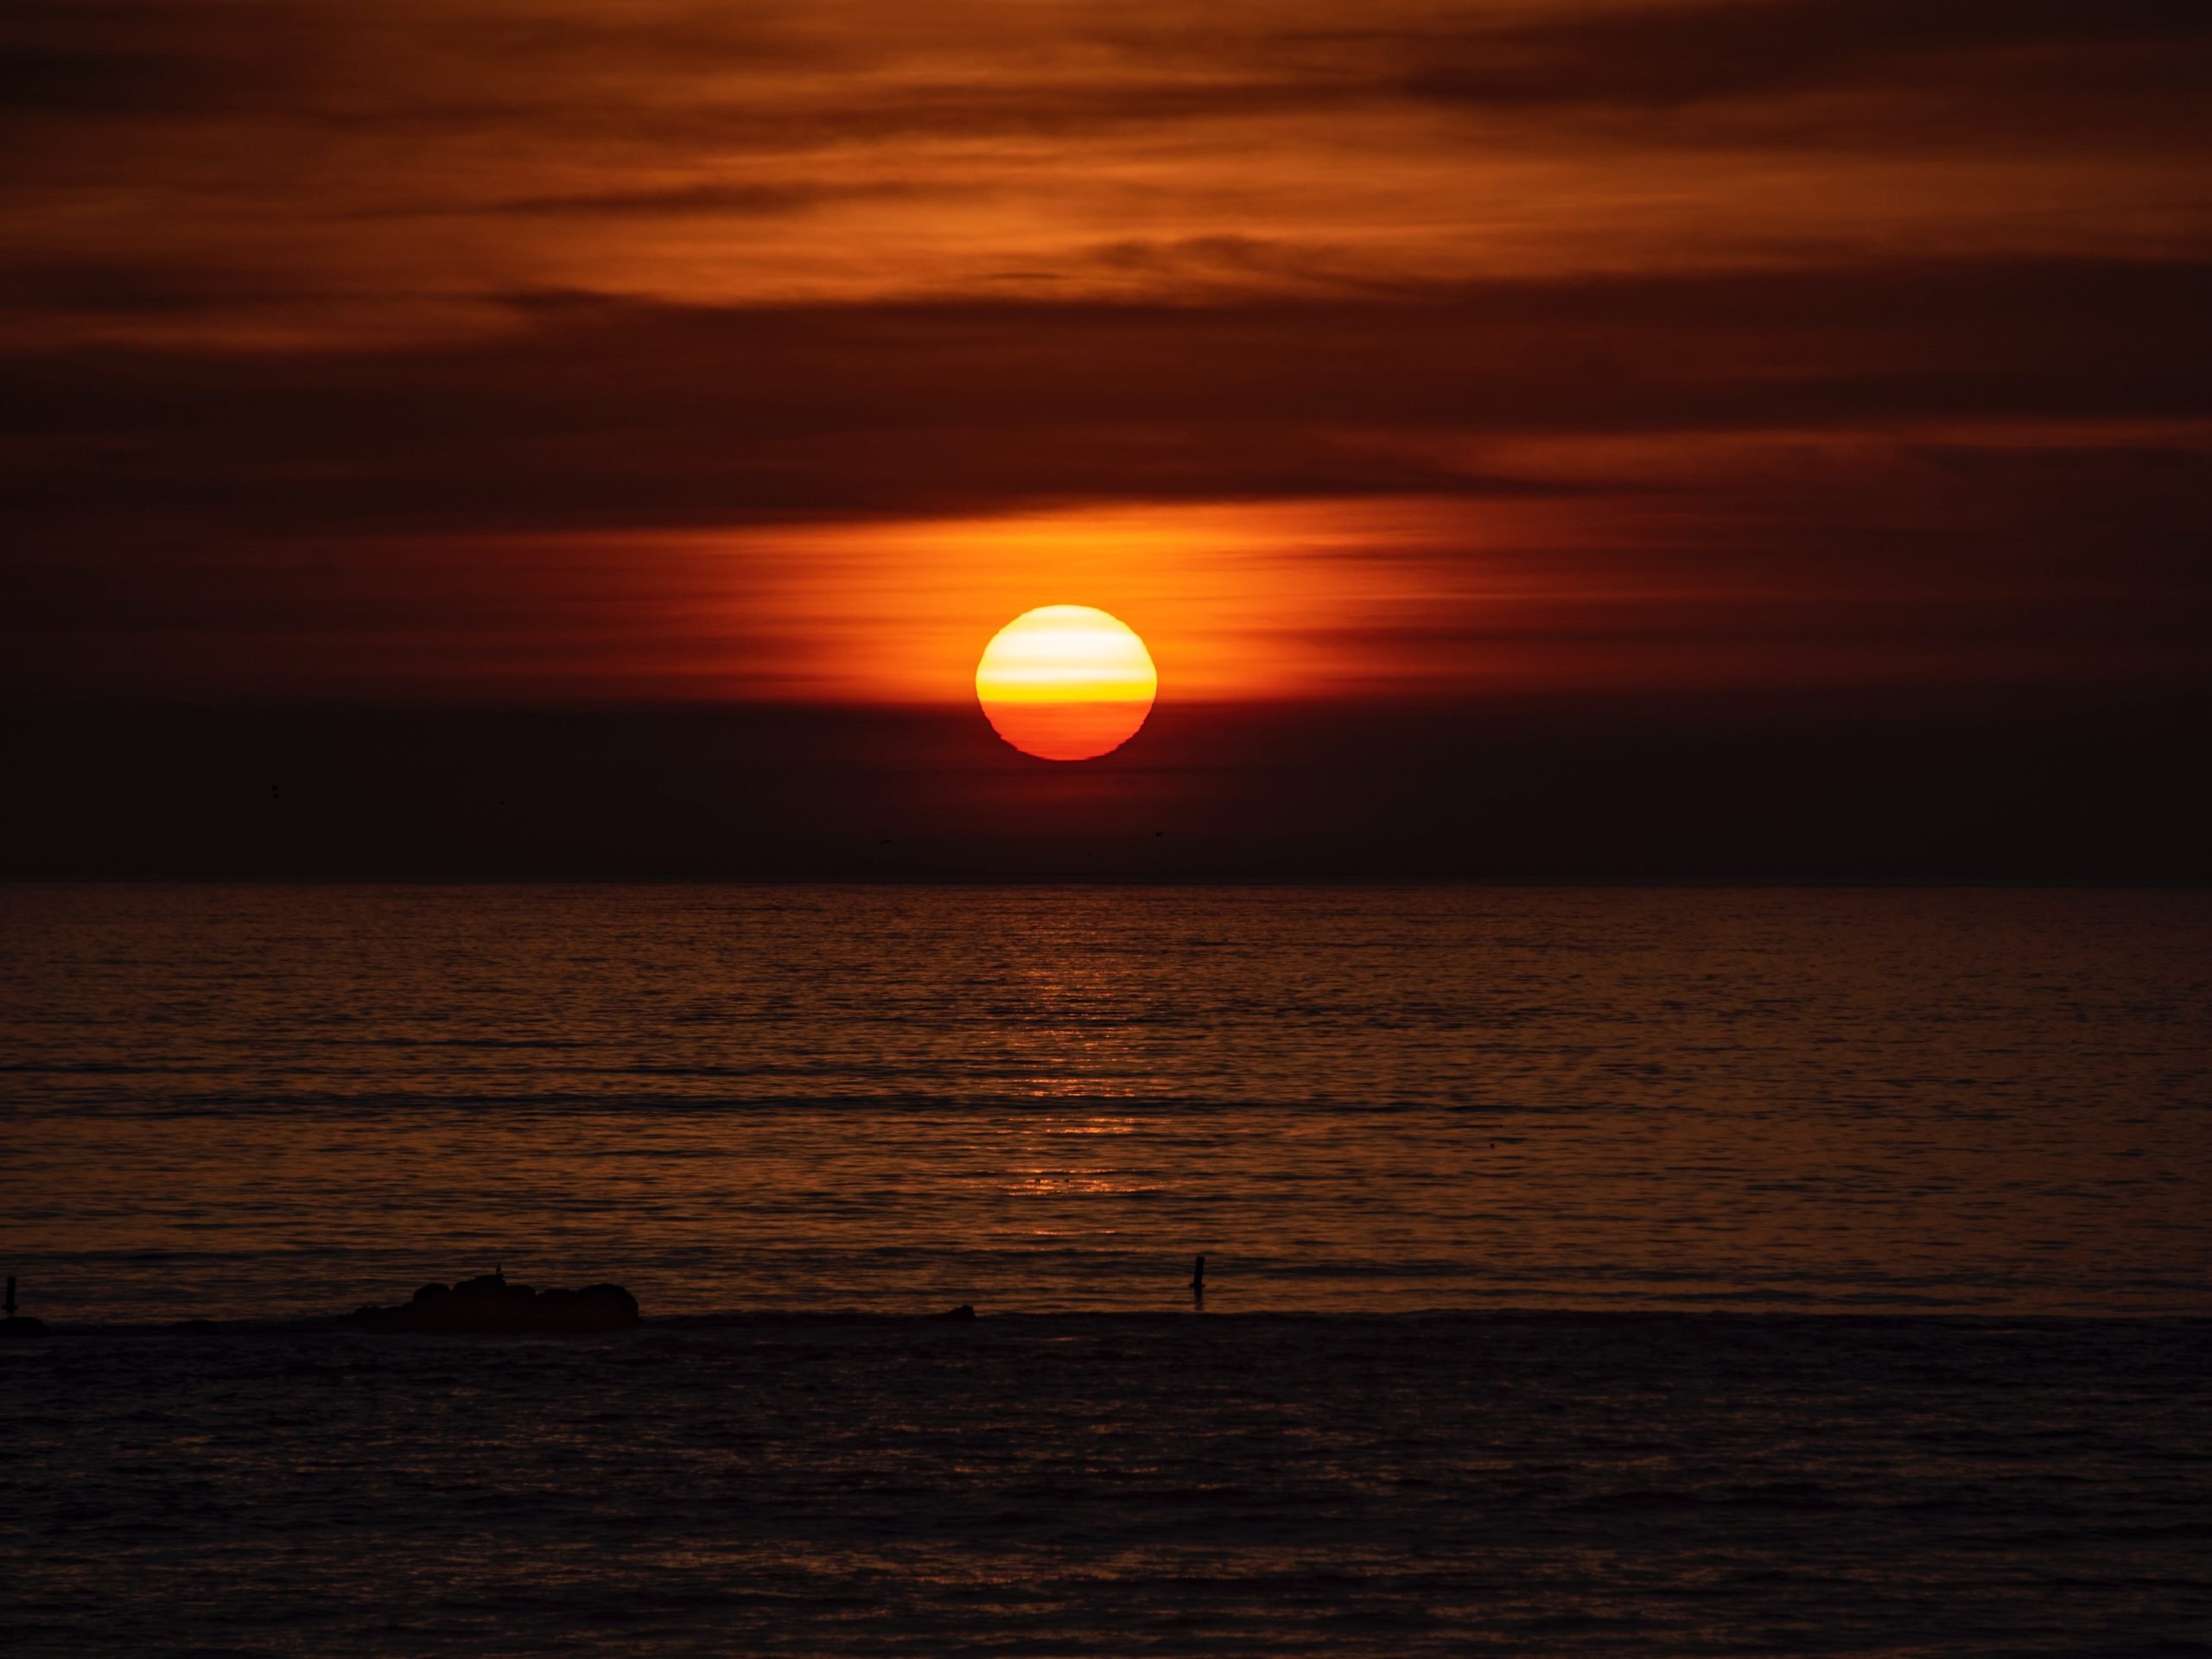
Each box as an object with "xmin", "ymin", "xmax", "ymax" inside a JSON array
[{"xmin": 975, "ymin": 606, "xmax": 1158, "ymax": 761}]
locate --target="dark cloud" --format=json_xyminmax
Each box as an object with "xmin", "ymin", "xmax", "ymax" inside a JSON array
[
  {"xmin": 3, "ymin": 0, "xmax": 2209, "ymax": 744},
  {"xmin": 11, "ymin": 0, "xmax": 2207, "ymax": 150},
  {"xmin": 1379, "ymin": 0, "xmax": 2212, "ymax": 111},
  {"xmin": 0, "ymin": 261, "xmax": 283, "ymax": 316},
  {"xmin": 0, "ymin": 44, "xmax": 215, "ymax": 114},
  {"xmin": 460, "ymin": 180, "xmax": 946, "ymax": 220},
  {"xmin": 0, "ymin": 4, "xmax": 307, "ymax": 120},
  {"xmin": 2, "ymin": 255, "xmax": 2206, "ymax": 709},
  {"xmin": 3, "ymin": 257, "xmax": 2203, "ymax": 540}
]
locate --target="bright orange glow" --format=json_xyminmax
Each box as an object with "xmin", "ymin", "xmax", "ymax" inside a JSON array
[
  {"xmin": 975, "ymin": 606, "xmax": 1158, "ymax": 760},
  {"xmin": 729, "ymin": 499, "xmax": 1484, "ymax": 705}
]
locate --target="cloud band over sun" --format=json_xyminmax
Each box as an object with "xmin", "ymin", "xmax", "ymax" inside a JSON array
[{"xmin": 3, "ymin": 0, "xmax": 2209, "ymax": 707}]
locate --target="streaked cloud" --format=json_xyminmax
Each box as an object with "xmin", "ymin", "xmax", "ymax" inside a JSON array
[{"xmin": 2, "ymin": 1, "xmax": 2207, "ymax": 707}]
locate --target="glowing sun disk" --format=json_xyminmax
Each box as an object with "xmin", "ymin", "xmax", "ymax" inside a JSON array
[{"xmin": 976, "ymin": 606, "xmax": 1157, "ymax": 760}]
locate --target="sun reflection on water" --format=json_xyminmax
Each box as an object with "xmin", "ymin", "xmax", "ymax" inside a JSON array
[{"xmin": 6, "ymin": 884, "xmax": 2209, "ymax": 1319}]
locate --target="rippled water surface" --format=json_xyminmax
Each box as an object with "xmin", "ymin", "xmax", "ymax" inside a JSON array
[
  {"xmin": 7, "ymin": 1313, "xmax": 2210, "ymax": 1656},
  {"xmin": 4, "ymin": 883, "xmax": 2209, "ymax": 1320},
  {"xmin": 5, "ymin": 884, "xmax": 2210, "ymax": 1655}
]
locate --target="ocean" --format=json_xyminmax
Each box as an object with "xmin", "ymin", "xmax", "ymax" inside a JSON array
[{"xmin": 4, "ymin": 883, "xmax": 2209, "ymax": 1652}]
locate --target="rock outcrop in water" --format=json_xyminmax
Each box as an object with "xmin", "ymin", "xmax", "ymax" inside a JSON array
[{"xmin": 342, "ymin": 1270, "xmax": 640, "ymax": 1335}]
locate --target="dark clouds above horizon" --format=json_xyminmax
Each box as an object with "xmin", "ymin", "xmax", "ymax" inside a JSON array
[{"xmin": 3, "ymin": 0, "xmax": 2209, "ymax": 715}]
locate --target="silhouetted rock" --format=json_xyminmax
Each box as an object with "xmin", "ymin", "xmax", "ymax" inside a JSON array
[
  {"xmin": 930, "ymin": 1304, "xmax": 977, "ymax": 1322},
  {"xmin": 340, "ymin": 1269, "xmax": 639, "ymax": 1335}
]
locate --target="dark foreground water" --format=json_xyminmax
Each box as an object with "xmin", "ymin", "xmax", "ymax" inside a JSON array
[
  {"xmin": 4, "ymin": 884, "xmax": 2209, "ymax": 1652},
  {"xmin": 6, "ymin": 1313, "xmax": 2209, "ymax": 1656}
]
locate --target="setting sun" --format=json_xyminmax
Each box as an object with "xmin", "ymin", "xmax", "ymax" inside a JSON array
[{"xmin": 975, "ymin": 606, "xmax": 1158, "ymax": 761}]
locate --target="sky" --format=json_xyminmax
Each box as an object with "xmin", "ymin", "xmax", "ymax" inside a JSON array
[{"xmin": 3, "ymin": 0, "xmax": 2209, "ymax": 874}]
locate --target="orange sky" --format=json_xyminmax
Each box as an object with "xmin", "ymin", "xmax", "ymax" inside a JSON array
[{"xmin": 3, "ymin": 0, "xmax": 2209, "ymax": 710}]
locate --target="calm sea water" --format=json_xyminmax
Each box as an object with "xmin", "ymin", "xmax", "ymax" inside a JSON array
[
  {"xmin": 6, "ymin": 884, "xmax": 2210, "ymax": 1654},
  {"xmin": 3, "ymin": 882, "xmax": 2209, "ymax": 1321},
  {"xmin": 8, "ymin": 1313, "xmax": 2209, "ymax": 1656}
]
